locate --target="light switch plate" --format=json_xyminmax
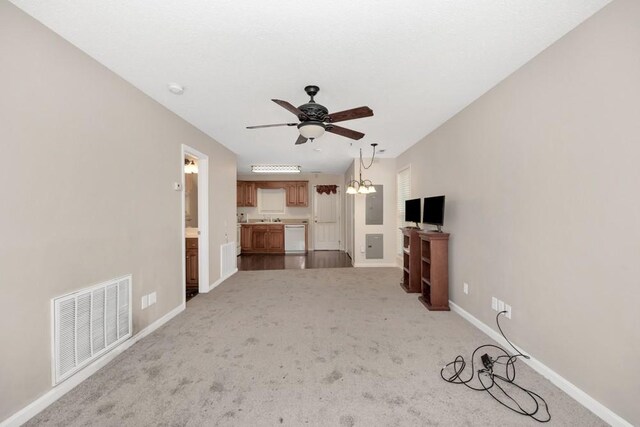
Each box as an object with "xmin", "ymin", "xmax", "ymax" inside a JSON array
[
  {"xmin": 505, "ymin": 304, "xmax": 512, "ymax": 319},
  {"xmin": 141, "ymin": 295, "xmax": 148, "ymax": 309},
  {"xmin": 463, "ymin": 282, "xmax": 469, "ymax": 294},
  {"xmin": 491, "ymin": 297, "xmax": 498, "ymax": 311},
  {"xmin": 498, "ymin": 300, "xmax": 505, "ymax": 312},
  {"xmin": 149, "ymin": 292, "xmax": 157, "ymax": 305}
]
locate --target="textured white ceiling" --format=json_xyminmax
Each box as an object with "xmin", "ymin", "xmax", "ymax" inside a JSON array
[{"xmin": 12, "ymin": 0, "xmax": 610, "ymax": 174}]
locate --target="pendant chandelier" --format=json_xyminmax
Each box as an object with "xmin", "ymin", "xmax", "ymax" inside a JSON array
[{"xmin": 346, "ymin": 143, "xmax": 378, "ymax": 195}]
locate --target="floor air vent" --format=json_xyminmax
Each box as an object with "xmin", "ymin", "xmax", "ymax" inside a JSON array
[{"xmin": 52, "ymin": 275, "xmax": 132, "ymax": 385}]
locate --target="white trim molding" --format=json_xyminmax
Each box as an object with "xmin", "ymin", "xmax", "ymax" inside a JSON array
[
  {"xmin": 181, "ymin": 144, "xmax": 211, "ymax": 300},
  {"xmin": 449, "ymin": 301, "xmax": 633, "ymax": 427},
  {"xmin": 1, "ymin": 303, "xmax": 186, "ymax": 427},
  {"xmin": 210, "ymin": 268, "xmax": 238, "ymax": 292},
  {"xmin": 353, "ymin": 262, "xmax": 400, "ymax": 268}
]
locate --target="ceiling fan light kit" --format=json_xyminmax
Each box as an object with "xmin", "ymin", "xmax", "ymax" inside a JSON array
[
  {"xmin": 347, "ymin": 143, "xmax": 378, "ymax": 196},
  {"xmin": 247, "ymin": 85, "xmax": 373, "ymax": 145},
  {"xmin": 251, "ymin": 165, "xmax": 301, "ymax": 174},
  {"xmin": 298, "ymin": 121, "xmax": 326, "ymax": 140}
]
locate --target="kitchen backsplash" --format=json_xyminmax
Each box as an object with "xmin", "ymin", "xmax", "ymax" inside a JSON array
[{"xmin": 237, "ymin": 206, "xmax": 311, "ymax": 223}]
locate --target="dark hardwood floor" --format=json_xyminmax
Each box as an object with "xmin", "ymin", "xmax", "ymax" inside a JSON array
[{"xmin": 237, "ymin": 250, "xmax": 353, "ymax": 271}]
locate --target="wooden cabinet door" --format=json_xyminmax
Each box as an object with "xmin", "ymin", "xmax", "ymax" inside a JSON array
[
  {"xmin": 296, "ymin": 182, "xmax": 308, "ymax": 207},
  {"xmin": 286, "ymin": 183, "xmax": 297, "ymax": 206},
  {"xmin": 245, "ymin": 182, "xmax": 256, "ymax": 207},
  {"xmin": 186, "ymin": 248, "xmax": 199, "ymax": 286},
  {"xmin": 267, "ymin": 226, "xmax": 284, "ymax": 252},
  {"xmin": 237, "ymin": 182, "xmax": 245, "ymax": 207},
  {"xmin": 241, "ymin": 226, "xmax": 252, "ymax": 250},
  {"xmin": 251, "ymin": 226, "xmax": 269, "ymax": 251}
]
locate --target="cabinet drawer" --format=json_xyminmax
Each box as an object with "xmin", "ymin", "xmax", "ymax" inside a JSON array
[
  {"xmin": 186, "ymin": 238, "xmax": 198, "ymax": 249},
  {"xmin": 267, "ymin": 225, "xmax": 284, "ymax": 231}
]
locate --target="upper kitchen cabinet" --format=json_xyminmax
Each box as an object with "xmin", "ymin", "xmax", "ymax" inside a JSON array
[
  {"xmin": 286, "ymin": 181, "xmax": 308, "ymax": 207},
  {"xmin": 237, "ymin": 180, "xmax": 308, "ymax": 208},
  {"xmin": 237, "ymin": 181, "xmax": 256, "ymax": 207}
]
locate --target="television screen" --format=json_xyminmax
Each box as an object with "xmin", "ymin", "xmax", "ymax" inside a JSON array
[
  {"xmin": 423, "ymin": 196, "xmax": 445, "ymax": 226},
  {"xmin": 405, "ymin": 198, "xmax": 421, "ymax": 223}
]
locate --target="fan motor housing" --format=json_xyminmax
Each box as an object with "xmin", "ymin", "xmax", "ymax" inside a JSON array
[{"xmin": 298, "ymin": 102, "xmax": 328, "ymax": 122}]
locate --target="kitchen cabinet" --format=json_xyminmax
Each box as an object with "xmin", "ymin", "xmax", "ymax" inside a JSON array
[
  {"xmin": 250, "ymin": 225, "xmax": 269, "ymax": 251},
  {"xmin": 237, "ymin": 181, "xmax": 256, "ymax": 207},
  {"xmin": 241, "ymin": 225, "xmax": 252, "ymax": 250},
  {"xmin": 241, "ymin": 224, "xmax": 285, "ymax": 253},
  {"xmin": 267, "ymin": 225, "xmax": 285, "ymax": 251},
  {"xmin": 185, "ymin": 238, "xmax": 199, "ymax": 289},
  {"xmin": 285, "ymin": 181, "xmax": 308, "ymax": 207},
  {"xmin": 237, "ymin": 180, "xmax": 307, "ymax": 208}
]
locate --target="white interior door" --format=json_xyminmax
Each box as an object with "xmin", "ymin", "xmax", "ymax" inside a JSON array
[{"xmin": 313, "ymin": 190, "xmax": 340, "ymax": 250}]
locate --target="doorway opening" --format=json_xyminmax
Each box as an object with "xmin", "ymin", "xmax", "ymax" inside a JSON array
[
  {"xmin": 313, "ymin": 188, "xmax": 341, "ymax": 250},
  {"xmin": 182, "ymin": 145, "xmax": 210, "ymax": 304}
]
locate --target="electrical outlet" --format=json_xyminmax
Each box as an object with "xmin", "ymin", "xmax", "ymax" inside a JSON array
[
  {"xmin": 498, "ymin": 300, "xmax": 505, "ymax": 312},
  {"xmin": 463, "ymin": 282, "xmax": 469, "ymax": 294},
  {"xmin": 141, "ymin": 295, "xmax": 148, "ymax": 309},
  {"xmin": 505, "ymin": 304, "xmax": 512, "ymax": 319},
  {"xmin": 149, "ymin": 292, "xmax": 157, "ymax": 305},
  {"xmin": 491, "ymin": 297, "xmax": 498, "ymax": 311}
]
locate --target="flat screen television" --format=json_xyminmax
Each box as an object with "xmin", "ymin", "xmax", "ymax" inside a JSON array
[
  {"xmin": 405, "ymin": 198, "xmax": 421, "ymax": 228},
  {"xmin": 423, "ymin": 195, "xmax": 445, "ymax": 232}
]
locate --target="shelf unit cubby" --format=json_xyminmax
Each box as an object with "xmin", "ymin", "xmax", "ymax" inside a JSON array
[
  {"xmin": 400, "ymin": 227, "xmax": 421, "ymax": 293},
  {"xmin": 418, "ymin": 231, "xmax": 450, "ymax": 311}
]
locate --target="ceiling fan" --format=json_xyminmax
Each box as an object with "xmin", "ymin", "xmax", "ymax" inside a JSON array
[{"xmin": 246, "ymin": 85, "xmax": 374, "ymax": 145}]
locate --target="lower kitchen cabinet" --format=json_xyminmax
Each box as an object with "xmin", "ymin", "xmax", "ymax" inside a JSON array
[
  {"xmin": 241, "ymin": 224, "xmax": 284, "ymax": 253},
  {"xmin": 267, "ymin": 225, "xmax": 285, "ymax": 252}
]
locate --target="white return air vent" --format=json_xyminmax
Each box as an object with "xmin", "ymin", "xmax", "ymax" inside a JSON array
[{"xmin": 52, "ymin": 275, "xmax": 132, "ymax": 385}]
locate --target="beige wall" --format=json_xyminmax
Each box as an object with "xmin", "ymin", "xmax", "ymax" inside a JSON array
[
  {"xmin": 0, "ymin": 2, "xmax": 236, "ymax": 421},
  {"xmin": 395, "ymin": 0, "xmax": 640, "ymax": 423},
  {"xmin": 350, "ymin": 158, "xmax": 398, "ymax": 266}
]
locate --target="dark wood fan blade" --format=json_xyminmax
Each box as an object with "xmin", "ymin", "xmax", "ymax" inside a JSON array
[
  {"xmin": 246, "ymin": 123, "xmax": 297, "ymax": 129},
  {"xmin": 326, "ymin": 124, "xmax": 365, "ymax": 140},
  {"xmin": 326, "ymin": 106, "xmax": 373, "ymax": 123},
  {"xmin": 295, "ymin": 135, "xmax": 308, "ymax": 145},
  {"xmin": 272, "ymin": 99, "xmax": 308, "ymax": 119}
]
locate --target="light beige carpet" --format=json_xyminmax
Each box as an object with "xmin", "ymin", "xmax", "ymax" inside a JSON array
[{"xmin": 27, "ymin": 268, "xmax": 604, "ymax": 426}]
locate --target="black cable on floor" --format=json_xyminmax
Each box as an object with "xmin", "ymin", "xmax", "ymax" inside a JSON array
[{"xmin": 440, "ymin": 310, "xmax": 551, "ymax": 423}]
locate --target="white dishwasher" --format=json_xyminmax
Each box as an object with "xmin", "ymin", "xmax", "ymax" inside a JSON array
[{"xmin": 284, "ymin": 224, "xmax": 306, "ymax": 253}]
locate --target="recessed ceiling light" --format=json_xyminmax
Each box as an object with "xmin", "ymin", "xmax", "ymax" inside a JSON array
[
  {"xmin": 313, "ymin": 148, "xmax": 322, "ymax": 152},
  {"xmin": 251, "ymin": 165, "xmax": 301, "ymax": 174},
  {"xmin": 378, "ymin": 149, "xmax": 386, "ymax": 153},
  {"xmin": 167, "ymin": 83, "xmax": 185, "ymax": 95}
]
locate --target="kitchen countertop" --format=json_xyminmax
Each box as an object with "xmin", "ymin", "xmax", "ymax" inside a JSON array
[{"xmin": 240, "ymin": 219, "xmax": 308, "ymax": 225}]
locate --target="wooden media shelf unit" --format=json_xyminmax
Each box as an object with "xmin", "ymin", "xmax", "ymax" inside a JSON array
[
  {"xmin": 417, "ymin": 231, "xmax": 450, "ymax": 311},
  {"xmin": 400, "ymin": 227, "xmax": 421, "ymax": 293}
]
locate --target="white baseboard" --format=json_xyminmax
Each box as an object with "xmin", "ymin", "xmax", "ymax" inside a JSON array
[
  {"xmin": 209, "ymin": 268, "xmax": 238, "ymax": 291},
  {"xmin": 449, "ymin": 301, "xmax": 632, "ymax": 427},
  {"xmin": 1, "ymin": 302, "xmax": 186, "ymax": 427},
  {"xmin": 353, "ymin": 262, "xmax": 400, "ymax": 268}
]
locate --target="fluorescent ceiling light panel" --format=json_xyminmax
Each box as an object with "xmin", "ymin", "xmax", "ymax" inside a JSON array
[{"xmin": 251, "ymin": 165, "xmax": 301, "ymax": 174}]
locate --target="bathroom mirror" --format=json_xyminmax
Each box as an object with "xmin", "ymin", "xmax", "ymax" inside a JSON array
[{"xmin": 185, "ymin": 173, "xmax": 198, "ymax": 227}]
